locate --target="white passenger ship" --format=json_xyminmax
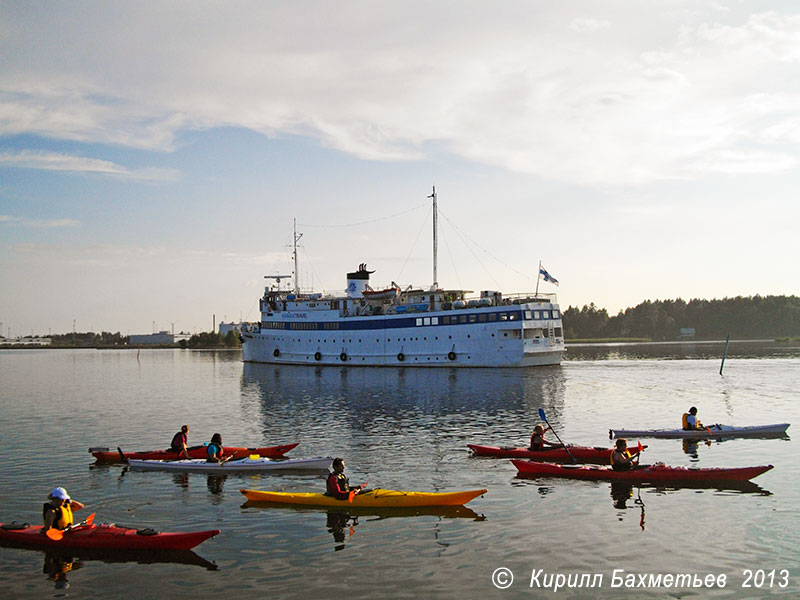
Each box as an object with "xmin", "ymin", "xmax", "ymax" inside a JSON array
[{"xmin": 241, "ymin": 189, "xmax": 564, "ymax": 368}]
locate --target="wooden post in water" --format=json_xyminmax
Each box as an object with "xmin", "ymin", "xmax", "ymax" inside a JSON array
[{"xmin": 720, "ymin": 333, "xmax": 730, "ymax": 375}]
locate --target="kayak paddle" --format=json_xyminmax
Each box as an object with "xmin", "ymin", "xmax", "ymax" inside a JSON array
[
  {"xmin": 45, "ymin": 513, "xmax": 96, "ymax": 540},
  {"xmin": 117, "ymin": 447, "xmax": 129, "ymax": 464},
  {"xmin": 538, "ymin": 408, "xmax": 575, "ymax": 463}
]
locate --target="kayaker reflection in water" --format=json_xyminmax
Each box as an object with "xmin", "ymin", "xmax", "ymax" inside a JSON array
[
  {"xmin": 326, "ymin": 458, "xmax": 367, "ymax": 499},
  {"xmin": 528, "ymin": 424, "xmax": 561, "ymax": 451},
  {"xmin": 43, "ymin": 487, "xmax": 85, "ymax": 532},
  {"xmin": 43, "ymin": 554, "xmax": 82, "ymax": 590},
  {"xmin": 170, "ymin": 425, "xmax": 190, "ymax": 457},
  {"xmin": 327, "ymin": 512, "xmax": 359, "ymax": 551},
  {"xmin": 206, "ymin": 433, "xmax": 226, "ymax": 463},
  {"xmin": 610, "ymin": 439, "xmax": 638, "ymax": 471},
  {"xmin": 682, "ymin": 407, "xmax": 703, "ymax": 430}
]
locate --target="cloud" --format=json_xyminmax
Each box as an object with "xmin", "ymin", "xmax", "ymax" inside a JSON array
[
  {"xmin": 0, "ymin": 150, "xmax": 179, "ymax": 181},
  {"xmin": 0, "ymin": 215, "xmax": 80, "ymax": 228},
  {"xmin": 1, "ymin": 4, "xmax": 800, "ymax": 185}
]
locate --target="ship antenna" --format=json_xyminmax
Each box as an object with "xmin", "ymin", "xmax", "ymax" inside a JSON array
[
  {"xmin": 428, "ymin": 186, "xmax": 438, "ymax": 290},
  {"xmin": 293, "ymin": 218, "xmax": 303, "ymax": 294}
]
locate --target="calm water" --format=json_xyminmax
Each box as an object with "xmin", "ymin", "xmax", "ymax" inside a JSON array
[{"xmin": 0, "ymin": 342, "xmax": 798, "ymax": 599}]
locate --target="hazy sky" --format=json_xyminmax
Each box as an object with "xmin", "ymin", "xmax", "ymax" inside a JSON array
[{"xmin": 2, "ymin": 1, "xmax": 799, "ymax": 336}]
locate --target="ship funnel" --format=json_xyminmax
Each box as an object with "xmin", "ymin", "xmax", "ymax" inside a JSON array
[{"xmin": 346, "ymin": 263, "xmax": 373, "ymax": 298}]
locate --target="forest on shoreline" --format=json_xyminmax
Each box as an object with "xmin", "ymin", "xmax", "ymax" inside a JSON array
[{"xmin": 563, "ymin": 295, "xmax": 800, "ymax": 341}]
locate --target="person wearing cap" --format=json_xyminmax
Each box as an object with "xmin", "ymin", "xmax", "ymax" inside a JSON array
[
  {"xmin": 170, "ymin": 425, "xmax": 190, "ymax": 457},
  {"xmin": 528, "ymin": 424, "xmax": 561, "ymax": 451},
  {"xmin": 682, "ymin": 407, "xmax": 704, "ymax": 431},
  {"xmin": 42, "ymin": 488, "xmax": 85, "ymax": 532}
]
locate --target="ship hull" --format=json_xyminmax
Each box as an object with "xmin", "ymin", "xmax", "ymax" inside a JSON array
[{"xmin": 242, "ymin": 305, "xmax": 564, "ymax": 368}]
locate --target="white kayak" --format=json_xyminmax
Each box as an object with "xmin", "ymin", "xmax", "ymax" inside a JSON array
[
  {"xmin": 128, "ymin": 456, "xmax": 333, "ymax": 472},
  {"xmin": 610, "ymin": 423, "xmax": 789, "ymax": 439}
]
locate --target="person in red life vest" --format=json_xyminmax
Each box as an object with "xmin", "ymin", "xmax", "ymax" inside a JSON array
[
  {"xmin": 170, "ymin": 425, "xmax": 190, "ymax": 457},
  {"xmin": 528, "ymin": 424, "xmax": 561, "ymax": 451},
  {"xmin": 42, "ymin": 487, "xmax": 85, "ymax": 532},
  {"xmin": 610, "ymin": 439, "xmax": 639, "ymax": 471},
  {"xmin": 326, "ymin": 458, "xmax": 366, "ymax": 500}
]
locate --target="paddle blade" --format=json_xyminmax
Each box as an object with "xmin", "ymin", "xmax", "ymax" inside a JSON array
[
  {"xmin": 637, "ymin": 441, "xmax": 643, "ymax": 454},
  {"xmin": 348, "ymin": 490, "xmax": 356, "ymax": 503},
  {"xmin": 538, "ymin": 408, "xmax": 546, "ymax": 421},
  {"xmin": 46, "ymin": 528, "xmax": 64, "ymax": 541},
  {"xmin": 85, "ymin": 513, "xmax": 96, "ymax": 525}
]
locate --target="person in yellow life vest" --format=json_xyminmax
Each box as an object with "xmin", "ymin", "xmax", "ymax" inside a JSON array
[
  {"xmin": 682, "ymin": 407, "xmax": 703, "ymax": 430},
  {"xmin": 610, "ymin": 439, "xmax": 638, "ymax": 471},
  {"xmin": 42, "ymin": 487, "xmax": 85, "ymax": 532}
]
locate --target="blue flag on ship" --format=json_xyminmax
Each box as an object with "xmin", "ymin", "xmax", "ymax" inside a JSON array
[{"xmin": 539, "ymin": 266, "xmax": 559, "ymax": 286}]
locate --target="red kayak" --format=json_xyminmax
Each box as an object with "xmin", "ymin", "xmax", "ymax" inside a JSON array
[
  {"xmin": 90, "ymin": 442, "xmax": 299, "ymax": 463},
  {"xmin": 468, "ymin": 443, "xmax": 645, "ymax": 464},
  {"xmin": 512, "ymin": 460, "xmax": 773, "ymax": 483},
  {"xmin": 0, "ymin": 522, "xmax": 220, "ymax": 551}
]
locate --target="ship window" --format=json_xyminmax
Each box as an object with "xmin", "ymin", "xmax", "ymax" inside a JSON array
[
  {"xmin": 431, "ymin": 317, "xmax": 438, "ymax": 325},
  {"xmin": 553, "ymin": 310, "xmax": 560, "ymax": 319},
  {"xmin": 542, "ymin": 310, "xmax": 551, "ymax": 319},
  {"xmin": 524, "ymin": 311, "xmax": 532, "ymax": 320},
  {"xmin": 423, "ymin": 317, "xmax": 431, "ymax": 325},
  {"xmin": 509, "ymin": 313, "xmax": 518, "ymax": 320},
  {"xmin": 479, "ymin": 314, "xmax": 486, "ymax": 322},
  {"xmin": 459, "ymin": 315, "xmax": 467, "ymax": 324},
  {"xmin": 416, "ymin": 318, "xmax": 423, "ymax": 326},
  {"xmin": 554, "ymin": 328, "xmax": 562, "ymax": 337},
  {"xmin": 469, "ymin": 314, "xmax": 476, "ymax": 323},
  {"xmin": 489, "ymin": 313, "xmax": 497, "ymax": 322},
  {"xmin": 533, "ymin": 310, "xmax": 540, "ymax": 319},
  {"xmin": 500, "ymin": 313, "xmax": 508, "ymax": 321}
]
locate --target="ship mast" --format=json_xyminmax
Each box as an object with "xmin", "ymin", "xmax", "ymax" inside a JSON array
[
  {"xmin": 429, "ymin": 186, "xmax": 438, "ymax": 290},
  {"xmin": 293, "ymin": 218, "xmax": 303, "ymax": 294}
]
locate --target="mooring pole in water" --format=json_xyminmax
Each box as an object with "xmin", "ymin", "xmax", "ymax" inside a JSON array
[{"xmin": 720, "ymin": 333, "xmax": 731, "ymax": 375}]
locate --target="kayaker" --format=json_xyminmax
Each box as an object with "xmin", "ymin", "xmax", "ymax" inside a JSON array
[
  {"xmin": 326, "ymin": 458, "xmax": 366, "ymax": 500},
  {"xmin": 529, "ymin": 424, "xmax": 560, "ymax": 451},
  {"xmin": 206, "ymin": 433, "xmax": 225, "ymax": 463},
  {"xmin": 170, "ymin": 425, "xmax": 190, "ymax": 457},
  {"xmin": 682, "ymin": 407, "xmax": 704, "ymax": 430},
  {"xmin": 42, "ymin": 487, "xmax": 85, "ymax": 532},
  {"xmin": 610, "ymin": 439, "xmax": 638, "ymax": 471}
]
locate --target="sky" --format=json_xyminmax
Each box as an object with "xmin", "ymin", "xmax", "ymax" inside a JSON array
[{"xmin": 1, "ymin": 1, "xmax": 799, "ymax": 337}]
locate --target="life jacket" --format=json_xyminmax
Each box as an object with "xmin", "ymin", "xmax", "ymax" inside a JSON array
[
  {"xmin": 610, "ymin": 449, "xmax": 632, "ymax": 470},
  {"xmin": 530, "ymin": 432, "xmax": 544, "ymax": 450},
  {"xmin": 682, "ymin": 413, "xmax": 697, "ymax": 430},
  {"xmin": 206, "ymin": 443, "xmax": 222, "ymax": 462},
  {"xmin": 170, "ymin": 431, "xmax": 186, "ymax": 451},
  {"xmin": 326, "ymin": 472, "xmax": 350, "ymax": 498},
  {"xmin": 42, "ymin": 502, "xmax": 73, "ymax": 530}
]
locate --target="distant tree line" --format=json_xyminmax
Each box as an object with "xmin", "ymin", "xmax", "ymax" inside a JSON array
[
  {"xmin": 182, "ymin": 330, "xmax": 240, "ymax": 348},
  {"xmin": 563, "ymin": 295, "xmax": 800, "ymax": 341},
  {"xmin": 50, "ymin": 331, "xmax": 129, "ymax": 347}
]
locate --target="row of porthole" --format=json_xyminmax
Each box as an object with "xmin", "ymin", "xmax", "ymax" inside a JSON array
[{"xmin": 271, "ymin": 349, "xmax": 458, "ymax": 362}]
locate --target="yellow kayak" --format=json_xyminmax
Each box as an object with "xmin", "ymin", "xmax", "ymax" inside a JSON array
[{"xmin": 239, "ymin": 487, "xmax": 487, "ymax": 507}]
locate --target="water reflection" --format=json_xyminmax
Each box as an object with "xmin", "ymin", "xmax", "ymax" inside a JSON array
[
  {"xmin": 241, "ymin": 363, "xmax": 568, "ymax": 430},
  {"xmin": 242, "ymin": 500, "xmax": 484, "ymax": 551},
  {"xmin": 565, "ymin": 340, "xmax": 800, "ymax": 361},
  {"xmin": 1, "ymin": 546, "xmax": 218, "ymax": 591}
]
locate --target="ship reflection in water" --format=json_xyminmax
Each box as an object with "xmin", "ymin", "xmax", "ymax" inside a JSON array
[{"xmin": 241, "ymin": 363, "xmax": 567, "ymax": 421}]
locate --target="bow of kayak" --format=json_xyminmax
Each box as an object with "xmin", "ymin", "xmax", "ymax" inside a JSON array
[
  {"xmin": 240, "ymin": 488, "xmax": 488, "ymax": 508},
  {"xmin": 0, "ymin": 523, "xmax": 220, "ymax": 551},
  {"xmin": 512, "ymin": 460, "xmax": 773, "ymax": 483}
]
